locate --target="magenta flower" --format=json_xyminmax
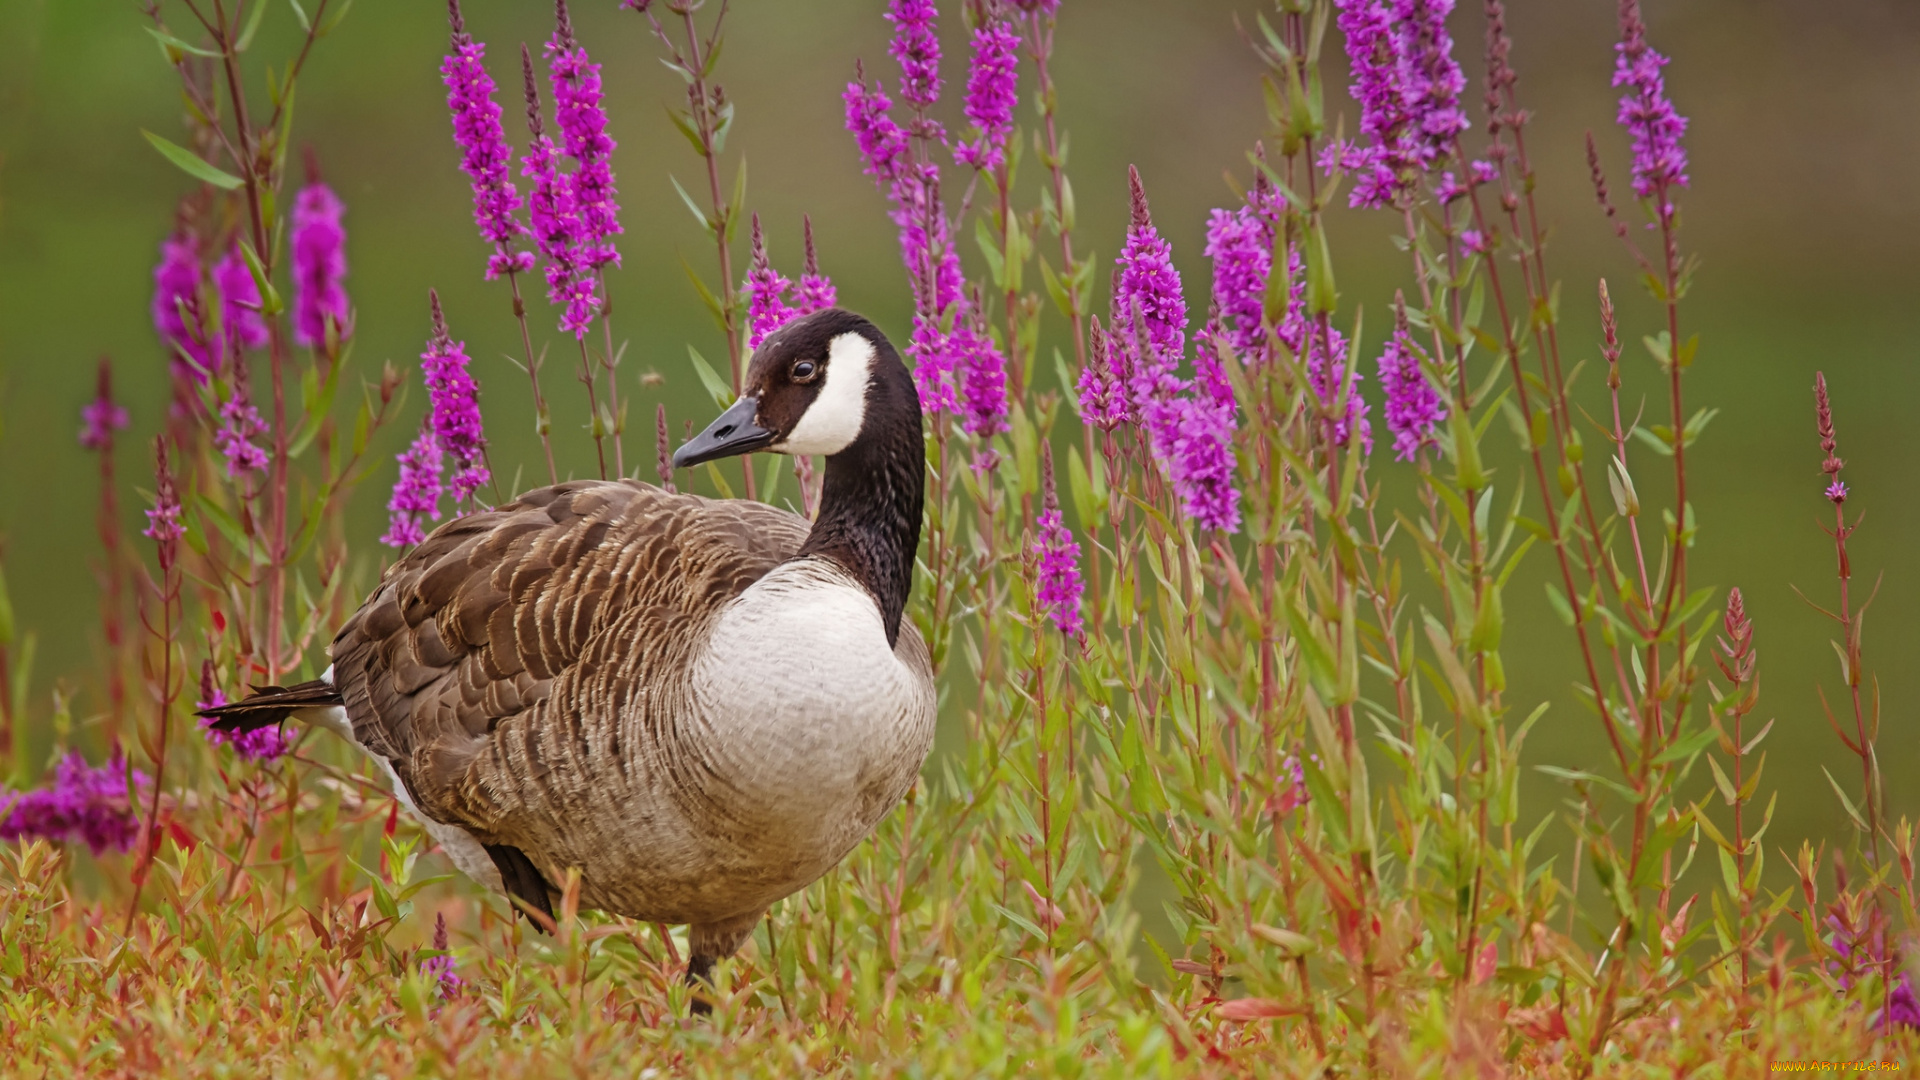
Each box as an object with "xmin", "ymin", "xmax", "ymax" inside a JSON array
[
  {"xmin": 745, "ymin": 215, "xmax": 796, "ymax": 350},
  {"xmin": 1375, "ymin": 324, "xmax": 1446, "ymax": 461},
  {"xmin": 1032, "ymin": 449, "xmax": 1084, "ymax": 639},
  {"xmin": 291, "ymin": 181, "xmax": 350, "ymax": 347},
  {"xmin": 423, "ymin": 292, "xmax": 490, "ymax": 504},
  {"xmin": 955, "ymin": 316, "xmax": 1009, "ymax": 438},
  {"xmin": 421, "ymin": 912, "xmax": 465, "ymax": 1000},
  {"xmin": 1396, "ymin": 0, "xmax": 1468, "ymax": 166},
  {"xmin": 213, "ymin": 245, "xmax": 269, "ymax": 358},
  {"xmin": 1168, "ymin": 331, "xmax": 1241, "ymax": 532},
  {"xmin": 1204, "ymin": 205, "xmax": 1273, "ymax": 363},
  {"xmin": 520, "ymin": 47, "xmax": 599, "ymax": 339},
  {"xmin": 143, "ymin": 446, "xmax": 185, "ymax": 547},
  {"xmin": 443, "ymin": 2, "xmax": 533, "ymax": 280},
  {"xmin": 955, "ymin": 19, "xmax": 1020, "ymax": 172},
  {"xmin": 547, "ymin": 1, "xmax": 622, "ymax": 270},
  {"xmin": 908, "ymin": 316, "xmax": 961, "ymax": 417},
  {"xmin": 885, "ymin": 0, "xmax": 943, "ymax": 115},
  {"xmin": 844, "ymin": 71, "xmax": 911, "ymax": 185},
  {"xmin": 0, "ymin": 751, "xmax": 147, "ymax": 856},
  {"xmin": 794, "ymin": 217, "xmax": 838, "ymax": 315},
  {"xmin": 1075, "ymin": 317, "xmax": 1131, "ymax": 431},
  {"xmin": 382, "ymin": 426, "xmax": 445, "ymax": 549},
  {"xmin": 79, "ymin": 358, "xmax": 129, "ymax": 451},
  {"xmin": 1275, "ymin": 247, "xmax": 1371, "ymax": 453},
  {"xmin": 1613, "ymin": 0, "xmax": 1689, "ymax": 202},
  {"xmin": 215, "ymin": 384, "xmax": 269, "ymax": 477},
  {"xmin": 1113, "ymin": 167, "xmax": 1189, "ymax": 428},
  {"xmin": 152, "ymin": 233, "xmax": 211, "ymax": 382},
  {"xmin": 197, "ymin": 661, "xmax": 288, "ymax": 762},
  {"xmin": 1325, "ymin": 0, "xmax": 1468, "ymax": 209}
]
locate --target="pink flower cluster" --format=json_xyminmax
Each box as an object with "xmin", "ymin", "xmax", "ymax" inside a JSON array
[
  {"xmin": 383, "ymin": 293, "xmax": 490, "ymax": 548},
  {"xmin": 0, "ymin": 751, "xmax": 148, "ymax": 856}
]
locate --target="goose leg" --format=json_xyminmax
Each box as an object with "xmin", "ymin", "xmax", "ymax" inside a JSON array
[
  {"xmin": 483, "ymin": 844, "xmax": 556, "ymax": 932},
  {"xmin": 684, "ymin": 909, "xmax": 766, "ymax": 1016}
]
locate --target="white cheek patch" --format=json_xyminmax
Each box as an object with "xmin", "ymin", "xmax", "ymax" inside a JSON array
[{"xmin": 773, "ymin": 331, "xmax": 873, "ymax": 457}]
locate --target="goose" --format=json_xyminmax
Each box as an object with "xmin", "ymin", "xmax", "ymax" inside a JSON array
[{"xmin": 202, "ymin": 307, "xmax": 936, "ymax": 1012}]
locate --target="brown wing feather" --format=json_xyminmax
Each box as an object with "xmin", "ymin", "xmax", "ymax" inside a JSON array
[{"xmin": 329, "ymin": 479, "xmax": 809, "ymax": 822}]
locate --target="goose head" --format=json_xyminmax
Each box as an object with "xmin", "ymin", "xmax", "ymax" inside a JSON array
[{"xmin": 672, "ymin": 308, "xmax": 916, "ymax": 469}]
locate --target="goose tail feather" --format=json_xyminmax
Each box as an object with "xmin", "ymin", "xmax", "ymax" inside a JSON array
[{"xmin": 197, "ymin": 679, "xmax": 343, "ymax": 733}]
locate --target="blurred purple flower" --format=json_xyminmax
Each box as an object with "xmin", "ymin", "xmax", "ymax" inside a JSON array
[
  {"xmin": 794, "ymin": 217, "xmax": 838, "ymax": 315},
  {"xmin": 886, "ymin": 0, "xmax": 943, "ymax": 114},
  {"xmin": 382, "ymin": 427, "xmax": 445, "ymax": 549},
  {"xmin": 548, "ymin": 1, "xmax": 622, "ymax": 270},
  {"xmin": 215, "ymin": 385, "xmax": 269, "ymax": 477},
  {"xmin": 213, "ymin": 245, "xmax": 269, "ymax": 358},
  {"xmin": 423, "ymin": 292, "xmax": 490, "ymax": 504},
  {"xmin": 79, "ymin": 359, "xmax": 129, "ymax": 452},
  {"xmin": 1033, "ymin": 449, "xmax": 1084, "ymax": 639},
  {"xmin": 1613, "ymin": 0, "xmax": 1689, "ymax": 202},
  {"xmin": 1461, "ymin": 228, "xmax": 1488, "ymax": 255},
  {"xmin": 955, "ymin": 19, "xmax": 1019, "ymax": 172},
  {"xmin": 143, "ymin": 446, "xmax": 185, "ymax": 546},
  {"xmin": 0, "ymin": 751, "xmax": 147, "ymax": 856},
  {"xmin": 520, "ymin": 46, "xmax": 599, "ymax": 339},
  {"xmin": 1826, "ymin": 480, "xmax": 1848, "ymax": 504},
  {"xmin": 746, "ymin": 215, "xmax": 796, "ymax": 351},
  {"xmin": 291, "ymin": 181, "xmax": 350, "ymax": 347},
  {"xmin": 422, "ymin": 912, "xmax": 465, "ymax": 1000},
  {"xmin": 442, "ymin": 4, "xmax": 534, "ymax": 280},
  {"xmin": 152, "ymin": 233, "xmax": 212, "ymax": 382},
  {"xmin": 1376, "ymin": 323, "xmax": 1446, "ymax": 461}
]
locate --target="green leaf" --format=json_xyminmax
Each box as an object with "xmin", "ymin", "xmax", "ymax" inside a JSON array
[
  {"xmin": 685, "ymin": 345, "xmax": 734, "ymax": 408},
  {"xmin": 0, "ymin": 562, "xmax": 14, "ymax": 647},
  {"xmin": 236, "ymin": 0, "xmax": 271, "ymax": 51},
  {"xmin": 146, "ymin": 25, "xmax": 222, "ymax": 60},
  {"xmin": 142, "ymin": 130, "xmax": 243, "ymax": 190},
  {"xmin": 1653, "ymin": 721, "xmax": 1718, "ymax": 766},
  {"xmin": 238, "ymin": 241, "xmax": 284, "ymax": 316},
  {"xmin": 288, "ymin": 0, "xmax": 311, "ymax": 33}
]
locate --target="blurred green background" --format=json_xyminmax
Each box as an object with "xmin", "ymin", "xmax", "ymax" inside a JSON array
[{"xmin": 1, "ymin": 0, "xmax": 1916, "ymax": 900}]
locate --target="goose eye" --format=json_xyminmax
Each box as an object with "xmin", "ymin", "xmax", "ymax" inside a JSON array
[{"xmin": 791, "ymin": 359, "xmax": 819, "ymax": 383}]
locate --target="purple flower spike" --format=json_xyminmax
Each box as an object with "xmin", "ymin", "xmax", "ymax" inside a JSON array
[
  {"xmin": 422, "ymin": 912, "xmax": 465, "ymax": 1000},
  {"xmin": 885, "ymin": 0, "xmax": 943, "ymax": 114},
  {"xmin": 794, "ymin": 216, "xmax": 838, "ymax": 316},
  {"xmin": 745, "ymin": 215, "xmax": 796, "ymax": 350},
  {"xmin": 844, "ymin": 70, "xmax": 911, "ymax": 185},
  {"xmin": 955, "ymin": 18, "xmax": 1020, "ymax": 172},
  {"xmin": 443, "ymin": 1, "xmax": 533, "ymax": 280},
  {"xmin": 1168, "ymin": 331, "xmax": 1241, "ymax": 533},
  {"xmin": 0, "ymin": 751, "xmax": 148, "ymax": 856},
  {"xmin": 382, "ymin": 426, "xmax": 445, "ymax": 549},
  {"xmin": 423, "ymin": 292, "xmax": 490, "ymax": 504},
  {"xmin": 1376, "ymin": 315, "xmax": 1446, "ymax": 461},
  {"xmin": 1613, "ymin": 0, "xmax": 1689, "ymax": 202},
  {"xmin": 1396, "ymin": 0, "xmax": 1469, "ymax": 166},
  {"xmin": 1075, "ymin": 317, "xmax": 1130, "ymax": 431},
  {"xmin": 520, "ymin": 45, "xmax": 598, "ymax": 339},
  {"xmin": 213, "ymin": 245, "xmax": 269, "ymax": 358},
  {"xmin": 152, "ymin": 233, "xmax": 212, "ymax": 383},
  {"xmin": 1113, "ymin": 167, "xmax": 1189, "ymax": 422},
  {"xmin": 1033, "ymin": 447, "xmax": 1084, "ymax": 640},
  {"xmin": 143, "ymin": 445, "xmax": 185, "ymax": 546},
  {"xmin": 548, "ymin": 0, "xmax": 623, "ymax": 270},
  {"xmin": 215, "ymin": 384, "xmax": 269, "ymax": 477},
  {"xmin": 1275, "ymin": 246, "xmax": 1372, "ymax": 453},
  {"xmin": 956, "ymin": 313, "xmax": 1009, "ymax": 439},
  {"xmin": 291, "ymin": 180, "xmax": 350, "ymax": 347},
  {"xmin": 79, "ymin": 358, "xmax": 129, "ymax": 452},
  {"xmin": 1204, "ymin": 206, "xmax": 1273, "ymax": 364}
]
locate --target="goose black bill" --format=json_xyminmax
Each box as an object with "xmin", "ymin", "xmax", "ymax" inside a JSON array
[{"xmin": 674, "ymin": 395, "xmax": 774, "ymax": 468}]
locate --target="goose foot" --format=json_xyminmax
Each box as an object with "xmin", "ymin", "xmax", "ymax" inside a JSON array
[{"xmin": 683, "ymin": 909, "xmax": 766, "ymax": 1017}]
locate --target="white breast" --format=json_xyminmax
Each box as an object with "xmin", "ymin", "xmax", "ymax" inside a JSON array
[{"xmin": 689, "ymin": 558, "xmax": 936, "ymax": 859}]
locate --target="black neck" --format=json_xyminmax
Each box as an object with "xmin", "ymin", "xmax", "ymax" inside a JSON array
[{"xmin": 796, "ymin": 365, "xmax": 924, "ymax": 649}]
